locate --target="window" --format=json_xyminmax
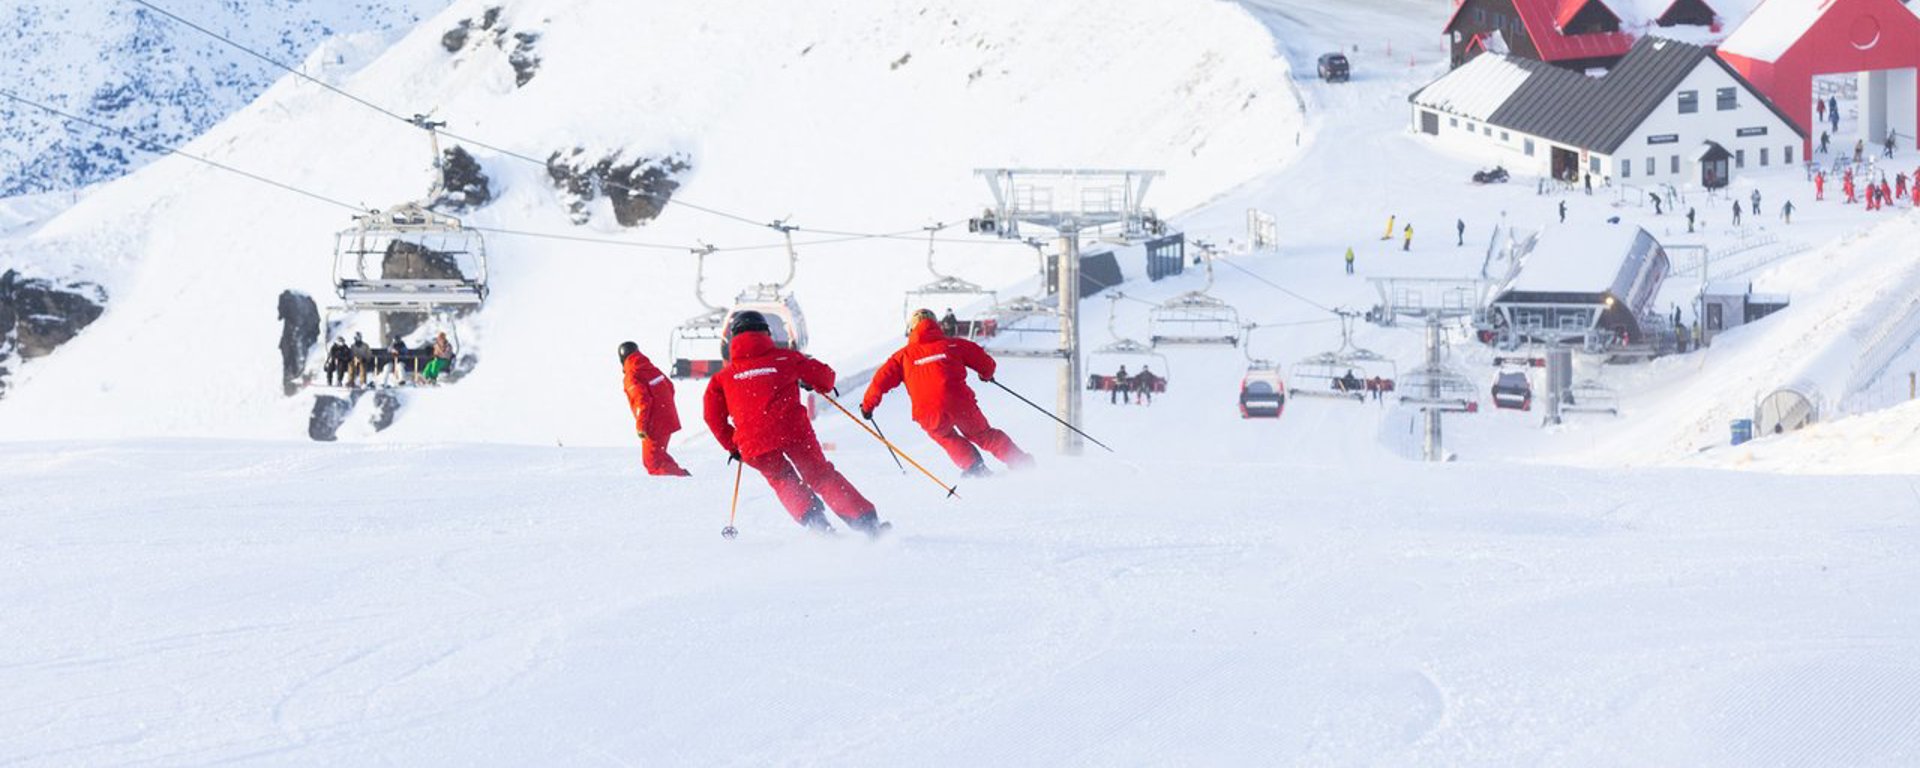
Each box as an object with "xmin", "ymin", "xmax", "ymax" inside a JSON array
[
  {"xmin": 1450, "ymin": 117, "xmax": 1458, "ymax": 128},
  {"xmin": 1717, "ymin": 87, "xmax": 1737, "ymax": 110},
  {"xmin": 1671, "ymin": 155, "xmax": 1680, "ymax": 174},
  {"xmin": 1786, "ymin": 145, "xmax": 1794, "ymax": 165},
  {"xmin": 1735, "ymin": 148, "xmax": 1745, "ymax": 168},
  {"xmin": 1524, "ymin": 138, "xmax": 1536, "ymax": 156},
  {"xmin": 1760, "ymin": 147, "xmax": 1769, "ymax": 166},
  {"xmin": 1678, "ymin": 91, "xmax": 1698, "ymax": 114},
  {"xmin": 1647, "ymin": 157, "xmax": 1656, "ymax": 175},
  {"xmin": 1501, "ymin": 131, "xmax": 1509, "ymax": 141},
  {"xmin": 1484, "ymin": 126, "xmax": 1492, "ymax": 137},
  {"xmin": 1467, "ymin": 122, "xmax": 1476, "ymax": 133},
  {"xmin": 1591, "ymin": 156, "xmax": 1601, "ymax": 175},
  {"xmin": 1622, "ymin": 158, "xmax": 1632, "ymax": 178},
  {"xmin": 1475, "ymin": 9, "xmax": 1484, "ymax": 22}
]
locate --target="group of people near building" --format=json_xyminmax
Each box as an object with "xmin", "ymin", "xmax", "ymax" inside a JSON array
[
  {"xmin": 1103, "ymin": 365, "xmax": 1162, "ymax": 405},
  {"xmin": 616, "ymin": 308, "xmax": 1035, "ymax": 538},
  {"xmin": 322, "ymin": 331, "xmax": 456, "ymax": 388}
]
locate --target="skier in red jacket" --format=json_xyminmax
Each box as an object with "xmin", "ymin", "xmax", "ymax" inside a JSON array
[
  {"xmin": 862, "ymin": 309, "xmax": 1032, "ymax": 477},
  {"xmin": 620, "ymin": 341, "xmax": 689, "ymax": 477},
  {"xmin": 704, "ymin": 311, "xmax": 887, "ymax": 537}
]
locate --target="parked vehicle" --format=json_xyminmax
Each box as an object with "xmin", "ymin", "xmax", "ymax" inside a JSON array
[
  {"xmin": 1472, "ymin": 166, "xmax": 1511, "ymax": 184},
  {"xmin": 1317, "ymin": 53, "xmax": 1350, "ymax": 83}
]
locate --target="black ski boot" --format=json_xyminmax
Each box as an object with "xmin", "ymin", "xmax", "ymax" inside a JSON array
[
  {"xmin": 844, "ymin": 513, "xmax": 892, "ymax": 540},
  {"xmin": 798, "ymin": 502, "xmax": 836, "ymax": 536},
  {"xmin": 962, "ymin": 462, "xmax": 993, "ymax": 479}
]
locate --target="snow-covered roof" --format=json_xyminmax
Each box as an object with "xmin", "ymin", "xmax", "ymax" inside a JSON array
[
  {"xmin": 1503, "ymin": 222, "xmax": 1652, "ymax": 296},
  {"xmin": 1408, "ymin": 54, "xmax": 1537, "ymax": 121},
  {"xmin": 1720, "ymin": 0, "xmax": 1836, "ymax": 61}
]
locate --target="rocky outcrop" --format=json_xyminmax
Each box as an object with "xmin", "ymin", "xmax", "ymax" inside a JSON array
[
  {"xmin": 546, "ymin": 149, "xmax": 692, "ymax": 226},
  {"xmin": 441, "ymin": 6, "xmax": 543, "ymax": 87},
  {"xmin": 307, "ymin": 388, "xmax": 406, "ymax": 441},
  {"xmin": 378, "ymin": 240, "xmax": 469, "ymax": 340},
  {"xmin": 428, "ymin": 146, "xmax": 493, "ymax": 213},
  {"xmin": 0, "ymin": 269, "xmax": 107, "ymax": 396},
  {"xmin": 277, "ymin": 290, "xmax": 319, "ymax": 396}
]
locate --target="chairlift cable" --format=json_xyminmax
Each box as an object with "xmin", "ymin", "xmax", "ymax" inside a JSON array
[
  {"xmin": 0, "ymin": 89, "xmax": 369, "ymax": 214},
  {"xmin": 1211, "ymin": 256, "xmax": 1337, "ymax": 314}
]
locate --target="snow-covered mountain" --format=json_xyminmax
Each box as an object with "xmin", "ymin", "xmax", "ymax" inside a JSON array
[
  {"xmin": 0, "ymin": 0, "xmax": 1300, "ymax": 441},
  {"xmin": 0, "ymin": 0, "xmax": 449, "ymax": 197}
]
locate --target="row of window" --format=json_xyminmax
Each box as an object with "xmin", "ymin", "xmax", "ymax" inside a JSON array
[
  {"xmin": 1469, "ymin": 8, "xmax": 1523, "ymax": 32},
  {"xmin": 1619, "ymin": 145, "xmax": 1797, "ymax": 178},
  {"xmin": 1678, "ymin": 88, "xmax": 1738, "ymax": 113}
]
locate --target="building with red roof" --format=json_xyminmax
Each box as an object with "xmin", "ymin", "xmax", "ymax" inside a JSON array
[
  {"xmin": 1717, "ymin": 0, "xmax": 1920, "ymax": 158},
  {"xmin": 1446, "ymin": 0, "xmax": 1742, "ymax": 71}
]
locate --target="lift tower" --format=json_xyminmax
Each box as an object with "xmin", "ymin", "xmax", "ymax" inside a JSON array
[{"xmin": 974, "ymin": 168, "xmax": 1162, "ymax": 454}]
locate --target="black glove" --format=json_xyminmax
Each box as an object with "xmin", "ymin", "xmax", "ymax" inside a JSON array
[
  {"xmin": 799, "ymin": 381, "xmax": 814, "ymax": 392},
  {"xmin": 860, "ymin": 406, "xmax": 874, "ymax": 420},
  {"xmin": 727, "ymin": 450, "xmax": 741, "ymax": 465}
]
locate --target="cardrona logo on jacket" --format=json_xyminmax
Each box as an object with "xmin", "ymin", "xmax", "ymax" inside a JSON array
[
  {"xmin": 913, "ymin": 354, "xmax": 948, "ymax": 366},
  {"xmin": 733, "ymin": 367, "xmax": 780, "ymax": 380}
]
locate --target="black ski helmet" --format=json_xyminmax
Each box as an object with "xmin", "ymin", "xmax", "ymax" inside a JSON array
[
  {"xmin": 727, "ymin": 310, "xmax": 770, "ymax": 337},
  {"xmin": 617, "ymin": 340, "xmax": 640, "ymax": 363}
]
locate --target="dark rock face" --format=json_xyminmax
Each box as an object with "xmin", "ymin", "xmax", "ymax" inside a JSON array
[
  {"xmin": 0, "ymin": 269, "xmax": 107, "ymax": 397},
  {"xmin": 429, "ymin": 146, "xmax": 492, "ymax": 213},
  {"xmin": 545, "ymin": 149, "xmax": 693, "ymax": 226},
  {"xmin": 378, "ymin": 240, "xmax": 467, "ymax": 340},
  {"xmin": 442, "ymin": 6, "xmax": 541, "ymax": 87},
  {"xmin": 371, "ymin": 390, "xmax": 402, "ymax": 431},
  {"xmin": 309, "ymin": 394, "xmax": 353, "ymax": 441},
  {"xmin": 277, "ymin": 290, "xmax": 320, "ymax": 396}
]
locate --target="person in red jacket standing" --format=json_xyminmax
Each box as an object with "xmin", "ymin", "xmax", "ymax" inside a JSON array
[
  {"xmin": 620, "ymin": 341, "xmax": 689, "ymax": 477},
  {"xmin": 704, "ymin": 311, "xmax": 888, "ymax": 537},
  {"xmin": 862, "ymin": 309, "xmax": 1033, "ymax": 478}
]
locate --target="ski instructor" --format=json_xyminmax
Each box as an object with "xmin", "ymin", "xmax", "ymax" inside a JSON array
[
  {"xmin": 704, "ymin": 311, "xmax": 890, "ymax": 537},
  {"xmin": 620, "ymin": 341, "xmax": 690, "ymax": 477},
  {"xmin": 862, "ymin": 309, "xmax": 1033, "ymax": 477}
]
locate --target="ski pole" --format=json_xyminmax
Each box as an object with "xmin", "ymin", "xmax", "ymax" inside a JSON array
[
  {"xmin": 866, "ymin": 413, "xmax": 908, "ymax": 474},
  {"xmin": 721, "ymin": 459, "xmax": 743, "ymax": 540},
  {"xmin": 989, "ymin": 379, "xmax": 1116, "ymax": 453},
  {"xmin": 817, "ymin": 390, "xmax": 958, "ymax": 498}
]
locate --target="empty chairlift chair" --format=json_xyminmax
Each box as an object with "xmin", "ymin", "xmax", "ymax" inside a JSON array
[{"xmin": 1239, "ymin": 364, "xmax": 1286, "ymax": 419}]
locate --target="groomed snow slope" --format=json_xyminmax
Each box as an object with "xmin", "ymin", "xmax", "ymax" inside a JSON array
[
  {"xmin": 0, "ymin": 0, "xmax": 1299, "ymax": 445},
  {"xmin": 4, "ymin": 437, "xmax": 1918, "ymax": 765}
]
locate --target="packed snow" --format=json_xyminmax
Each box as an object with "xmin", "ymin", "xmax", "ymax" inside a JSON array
[{"xmin": 4, "ymin": 0, "xmax": 1920, "ymax": 763}]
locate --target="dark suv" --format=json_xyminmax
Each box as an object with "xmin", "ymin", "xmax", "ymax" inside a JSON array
[{"xmin": 1317, "ymin": 53, "xmax": 1350, "ymax": 83}]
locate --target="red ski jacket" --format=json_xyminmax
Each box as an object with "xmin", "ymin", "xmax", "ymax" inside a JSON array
[
  {"xmin": 624, "ymin": 351, "xmax": 681, "ymax": 440},
  {"xmin": 703, "ymin": 331, "xmax": 835, "ymax": 457},
  {"xmin": 862, "ymin": 318, "xmax": 996, "ymax": 431}
]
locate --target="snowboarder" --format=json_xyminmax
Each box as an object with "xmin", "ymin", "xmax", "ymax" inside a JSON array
[
  {"xmin": 1134, "ymin": 366, "xmax": 1161, "ymax": 405},
  {"xmin": 1110, "ymin": 364, "xmax": 1130, "ymax": 404},
  {"xmin": 349, "ymin": 333, "xmax": 373, "ymax": 388},
  {"xmin": 1343, "ymin": 246, "xmax": 1355, "ymax": 275},
  {"xmin": 703, "ymin": 311, "xmax": 886, "ymax": 536},
  {"xmin": 620, "ymin": 341, "xmax": 689, "ymax": 477},
  {"xmin": 862, "ymin": 309, "xmax": 1032, "ymax": 477},
  {"xmin": 1649, "ymin": 192, "xmax": 1663, "ymax": 215},
  {"xmin": 1558, "ymin": 200, "xmax": 1567, "ymax": 223},
  {"xmin": 1686, "ymin": 207, "xmax": 1696, "ymax": 233},
  {"xmin": 1381, "ymin": 214, "xmax": 1396, "ymax": 241},
  {"xmin": 1886, "ymin": 132, "xmax": 1898, "ymax": 158},
  {"xmin": 1732, "ymin": 200, "xmax": 1742, "ymax": 226},
  {"xmin": 1455, "ymin": 218, "xmax": 1465, "ymax": 246},
  {"xmin": 424, "ymin": 332, "xmax": 454, "ymax": 383},
  {"xmin": 324, "ymin": 337, "xmax": 351, "ymax": 386},
  {"xmin": 1402, "ymin": 223, "xmax": 1413, "ymax": 252},
  {"xmin": 1782, "ymin": 200, "xmax": 1795, "ymax": 224},
  {"xmin": 1820, "ymin": 131, "xmax": 1830, "ymax": 155},
  {"xmin": 1815, "ymin": 171, "xmax": 1825, "ymax": 201}
]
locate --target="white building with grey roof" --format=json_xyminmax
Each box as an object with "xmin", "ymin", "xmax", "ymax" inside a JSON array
[{"xmin": 1410, "ymin": 36, "xmax": 1803, "ymax": 190}]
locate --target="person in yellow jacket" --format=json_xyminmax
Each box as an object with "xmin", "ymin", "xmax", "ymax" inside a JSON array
[
  {"xmin": 1344, "ymin": 247, "xmax": 1355, "ymax": 275},
  {"xmin": 1402, "ymin": 223, "xmax": 1413, "ymax": 251},
  {"xmin": 1381, "ymin": 214, "xmax": 1396, "ymax": 240}
]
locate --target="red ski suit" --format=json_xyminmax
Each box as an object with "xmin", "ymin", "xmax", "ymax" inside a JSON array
[
  {"xmin": 863, "ymin": 319, "xmax": 1031, "ymax": 471},
  {"xmin": 623, "ymin": 351, "xmax": 687, "ymax": 476},
  {"xmin": 703, "ymin": 331, "xmax": 875, "ymax": 524}
]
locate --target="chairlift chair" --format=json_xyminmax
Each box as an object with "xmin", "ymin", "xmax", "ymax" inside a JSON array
[
  {"xmin": 1491, "ymin": 370, "xmax": 1533, "ymax": 410},
  {"xmin": 904, "ymin": 223, "xmax": 1000, "ymax": 340},
  {"xmin": 1286, "ymin": 312, "xmax": 1396, "ymax": 402},
  {"xmin": 1562, "ymin": 379, "xmax": 1620, "ymax": 415},
  {"xmin": 1147, "ymin": 246, "xmax": 1241, "ymax": 347},
  {"xmin": 332, "ymin": 203, "xmax": 488, "ymax": 311},
  {"xmin": 671, "ymin": 288, "xmax": 809, "ymax": 379},
  {"xmin": 1240, "ymin": 362, "xmax": 1286, "ymax": 419},
  {"xmin": 1086, "ymin": 295, "xmax": 1169, "ymax": 394}
]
